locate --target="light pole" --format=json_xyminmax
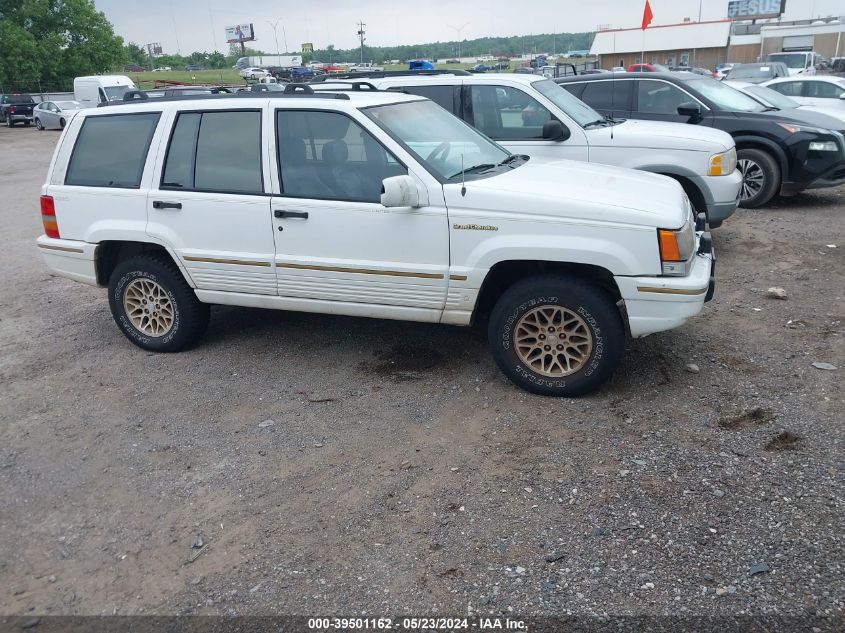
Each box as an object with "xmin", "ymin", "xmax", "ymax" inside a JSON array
[
  {"xmin": 267, "ymin": 20, "xmax": 281, "ymax": 55},
  {"xmin": 450, "ymin": 22, "xmax": 470, "ymax": 61}
]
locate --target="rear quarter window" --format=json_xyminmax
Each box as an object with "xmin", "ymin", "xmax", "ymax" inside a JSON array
[{"xmin": 65, "ymin": 113, "xmax": 160, "ymax": 188}]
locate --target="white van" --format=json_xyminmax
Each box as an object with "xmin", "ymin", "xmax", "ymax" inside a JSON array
[
  {"xmin": 73, "ymin": 75, "xmax": 137, "ymax": 108},
  {"xmin": 766, "ymin": 52, "xmax": 818, "ymax": 76}
]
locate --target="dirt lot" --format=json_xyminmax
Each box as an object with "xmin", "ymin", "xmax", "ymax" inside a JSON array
[{"xmin": 1, "ymin": 125, "xmax": 843, "ymax": 626}]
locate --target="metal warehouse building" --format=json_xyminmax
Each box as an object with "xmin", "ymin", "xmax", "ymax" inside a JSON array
[{"xmin": 591, "ymin": 17, "xmax": 845, "ymax": 70}]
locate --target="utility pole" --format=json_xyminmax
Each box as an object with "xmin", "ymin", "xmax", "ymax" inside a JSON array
[
  {"xmin": 357, "ymin": 20, "xmax": 366, "ymax": 64},
  {"xmin": 449, "ymin": 22, "xmax": 470, "ymax": 61},
  {"xmin": 267, "ymin": 20, "xmax": 281, "ymax": 56}
]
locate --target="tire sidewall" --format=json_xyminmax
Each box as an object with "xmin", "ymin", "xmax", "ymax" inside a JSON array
[
  {"xmin": 490, "ymin": 280, "xmax": 623, "ymax": 396},
  {"xmin": 109, "ymin": 265, "xmax": 184, "ymax": 351},
  {"xmin": 737, "ymin": 149, "xmax": 778, "ymax": 208}
]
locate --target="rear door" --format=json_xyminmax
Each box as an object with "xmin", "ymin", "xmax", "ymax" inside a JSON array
[
  {"xmin": 145, "ymin": 105, "xmax": 277, "ymax": 295},
  {"xmin": 578, "ymin": 79, "xmax": 633, "ymax": 118}
]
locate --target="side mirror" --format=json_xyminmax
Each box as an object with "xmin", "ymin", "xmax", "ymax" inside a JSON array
[
  {"xmin": 840, "ymin": 93, "xmax": 845, "ymax": 100},
  {"xmin": 677, "ymin": 101, "xmax": 702, "ymax": 120},
  {"xmin": 381, "ymin": 175, "xmax": 421, "ymax": 208},
  {"xmin": 542, "ymin": 120, "xmax": 570, "ymax": 142}
]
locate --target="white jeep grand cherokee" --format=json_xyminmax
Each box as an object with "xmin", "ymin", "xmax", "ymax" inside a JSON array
[{"xmin": 36, "ymin": 87, "xmax": 714, "ymax": 396}]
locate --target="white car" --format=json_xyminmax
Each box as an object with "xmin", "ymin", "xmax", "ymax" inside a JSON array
[
  {"xmin": 35, "ymin": 87, "xmax": 714, "ymax": 397},
  {"xmin": 725, "ymin": 80, "xmax": 845, "ymax": 125},
  {"xmin": 316, "ymin": 73, "xmax": 741, "ymax": 228},
  {"xmin": 762, "ymin": 76, "xmax": 845, "ymax": 111},
  {"xmin": 240, "ymin": 67, "xmax": 270, "ymax": 80},
  {"xmin": 33, "ymin": 100, "xmax": 82, "ymax": 130}
]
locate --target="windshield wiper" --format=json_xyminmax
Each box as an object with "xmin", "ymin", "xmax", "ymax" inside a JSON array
[
  {"xmin": 762, "ymin": 106, "xmax": 780, "ymax": 112},
  {"xmin": 583, "ymin": 119, "xmax": 609, "ymax": 129},
  {"xmin": 447, "ymin": 163, "xmax": 498, "ymax": 179},
  {"xmin": 499, "ymin": 154, "xmax": 526, "ymax": 167}
]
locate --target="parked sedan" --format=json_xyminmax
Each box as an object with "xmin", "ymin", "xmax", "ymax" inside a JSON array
[
  {"xmin": 763, "ymin": 76, "xmax": 845, "ymax": 111},
  {"xmin": 33, "ymin": 100, "xmax": 82, "ymax": 130},
  {"xmin": 239, "ymin": 67, "xmax": 270, "ymax": 79},
  {"xmin": 726, "ymin": 81, "xmax": 845, "ymax": 125}
]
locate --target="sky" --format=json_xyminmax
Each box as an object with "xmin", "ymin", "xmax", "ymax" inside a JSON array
[{"xmin": 95, "ymin": 0, "xmax": 845, "ymax": 55}]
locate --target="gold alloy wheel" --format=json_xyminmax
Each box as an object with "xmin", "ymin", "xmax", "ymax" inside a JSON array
[
  {"xmin": 514, "ymin": 305, "xmax": 593, "ymax": 377},
  {"xmin": 122, "ymin": 278, "xmax": 174, "ymax": 337}
]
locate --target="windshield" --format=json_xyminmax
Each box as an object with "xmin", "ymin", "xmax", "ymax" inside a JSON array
[
  {"xmin": 690, "ymin": 78, "xmax": 766, "ymax": 112},
  {"xmin": 364, "ymin": 99, "xmax": 512, "ymax": 181},
  {"xmin": 744, "ymin": 85, "xmax": 799, "ymax": 109},
  {"xmin": 102, "ymin": 85, "xmax": 132, "ymax": 102},
  {"xmin": 727, "ymin": 65, "xmax": 773, "ymax": 79},
  {"xmin": 532, "ymin": 79, "xmax": 604, "ymax": 127},
  {"xmin": 767, "ymin": 53, "xmax": 807, "ymax": 69},
  {"xmin": 56, "ymin": 101, "xmax": 82, "ymax": 110}
]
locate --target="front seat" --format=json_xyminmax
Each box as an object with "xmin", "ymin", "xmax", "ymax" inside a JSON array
[
  {"xmin": 321, "ymin": 139, "xmax": 371, "ymax": 200},
  {"xmin": 278, "ymin": 137, "xmax": 323, "ymax": 197}
]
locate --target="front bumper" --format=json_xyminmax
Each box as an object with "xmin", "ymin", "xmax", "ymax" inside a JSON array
[
  {"xmin": 615, "ymin": 234, "xmax": 714, "ymax": 339},
  {"xmin": 36, "ymin": 235, "xmax": 98, "ymax": 286},
  {"xmin": 693, "ymin": 170, "xmax": 742, "ymax": 227}
]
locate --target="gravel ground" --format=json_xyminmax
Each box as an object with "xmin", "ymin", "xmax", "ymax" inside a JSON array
[{"xmin": 0, "ymin": 125, "xmax": 843, "ymax": 628}]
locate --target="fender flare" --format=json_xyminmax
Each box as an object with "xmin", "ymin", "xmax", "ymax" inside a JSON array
[{"xmin": 732, "ymin": 135, "xmax": 789, "ymax": 179}]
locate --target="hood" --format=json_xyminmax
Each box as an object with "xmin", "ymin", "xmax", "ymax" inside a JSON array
[
  {"xmin": 757, "ymin": 108, "xmax": 845, "ymax": 131},
  {"xmin": 586, "ymin": 118, "xmax": 734, "ymax": 151},
  {"xmin": 798, "ymin": 105, "xmax": 845, "ymax": 127},
  {"xmin": 446, "ymin": 159, "xmax": 688, "ymax": 229}
]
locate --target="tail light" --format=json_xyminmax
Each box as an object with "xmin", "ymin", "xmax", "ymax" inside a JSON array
[
  {"xmin": 41, "ymin": 195, "xmax": 60, "ymax": 238},
  {"xmin": 8, "ymin": 106, "xmax": 15, "ymax": 114}
]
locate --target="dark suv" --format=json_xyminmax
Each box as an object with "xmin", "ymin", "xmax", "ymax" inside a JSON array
[
  {"xmin": 556, "ymin": 72, "xmax": 845, "ymax": 208},
  {"xmin": 0, "ymin": 93, "xmax": 36, "ymax": 127}
]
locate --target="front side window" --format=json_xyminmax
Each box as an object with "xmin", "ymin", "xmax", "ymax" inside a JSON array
[
  {"xmin": 365, "ymin": 99, "xmax": 512, "ymax": 182},
  {"xmin": 636, "ymin": 80, "xmax": 694, "ymax": 114},
  {"xmin": 767, "ymin": 81, "xmax": 803, "ymax": 97},
  {"xmin": 469, "ymin": 85, "xmax": 554, "ymax": 140},
  {"xmin": 161, "ymin": 110, "xmax": 263, "ymax": 194},
  {"xmin": 66, "ymin": 113, "xmax": 160, "ymax": 188},
  {"xmin": 276, "ymin": 110, "xmax": 406, "ymax": 202}
]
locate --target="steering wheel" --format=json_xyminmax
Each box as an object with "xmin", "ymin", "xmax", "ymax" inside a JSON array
[{"xmin": 426, "ymin": 141, "xmax": 451, "ymax": 163}]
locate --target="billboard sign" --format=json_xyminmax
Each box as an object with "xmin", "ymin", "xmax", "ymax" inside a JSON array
[
  {"xmin": 225, "ymin": 23, "xmax": 255, "ymax": 43},
  {"xmin": 301, "ymin": 43, "xmax": 314, "ymax": 54},
  {"xmin": 727, "ymin": 0, "xmax": 786, "ymax": 20}
]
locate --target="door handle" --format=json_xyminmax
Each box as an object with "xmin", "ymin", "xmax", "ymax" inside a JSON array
[
  {"xmin": 153, "ymin": 201, "xmax": 182, "ymax": 210},
  {"xmin": 274, "ymin": 209, "xmax": 309, "ymax": 219}
]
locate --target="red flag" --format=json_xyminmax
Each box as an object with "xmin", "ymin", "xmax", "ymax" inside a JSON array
[{"xmin": 641, "ymin": 0, "xmax": 654, "ymax": 30}]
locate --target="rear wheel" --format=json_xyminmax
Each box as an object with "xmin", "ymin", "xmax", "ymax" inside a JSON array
[
  {"xmin": 488, "ymin": 275, "xmax": 625, "ymax": 396},
  {"xmin": 108, "ymin": 254, "xmax": 210, "ymax": 352},
  {"xmin": 737, "ymin": 148, "xmax": 780, "ymax": 208},
  {"xmin": 24, "ymin": 120, "xmax": 31, "ymax": 127},
  {"xmin": 6, "ymin": 118, "xmax": 13, "ymax": 127}
]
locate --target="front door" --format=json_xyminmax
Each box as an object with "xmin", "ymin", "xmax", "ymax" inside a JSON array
[
  {"xmin": 146, "ymin": 108, "xmax": 277, "ymax": 295},
  {"xmin": 269, "ymin": 108, "xmax": 449, "ymax": 313},
  {"xmin": 465, "ymin": 84, "xmax": 590, "ymax": 162}
]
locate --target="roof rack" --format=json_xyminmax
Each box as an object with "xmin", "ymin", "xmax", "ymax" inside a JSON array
[
  {"xmin": 310, "ymin": 69, "xmax": 470, "ymax": 81},
  {"xmin": 308, "ymin": 81, "xmax": 382, "ymax": 91},
  {"xmin": 109, "ymin": 84, "xmax": 350, "ymax": 106}
]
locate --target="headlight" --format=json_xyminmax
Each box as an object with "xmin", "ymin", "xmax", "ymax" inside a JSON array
[
  {"xmin": 658, "ymin": 217, "xmax": 695, "ymax": 276},
  {"xmin": 776, "ymin": 122, "xmax": 827, "ymax": 134},
  {"xmin": 808, "ymin": 141, "xmax": 839, "ymax": 152},
  {"xmin": 709, "ymin": 147, "xmax": 737, "ymax": 176}
]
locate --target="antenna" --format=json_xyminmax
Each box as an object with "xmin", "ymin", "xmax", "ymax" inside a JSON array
[{"xmin": 460, "ymin": 154, "xmax": 466, "ymax": 197}]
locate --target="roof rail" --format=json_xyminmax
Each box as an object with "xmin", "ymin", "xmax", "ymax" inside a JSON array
[
  {"xmin": 309, "ymin": 81, "xmax": 381, "ymax": 92},
  {"xmin": 310, "ymin": 69, "xmax": 470, "ymax": 82},
  {"xmin": 105, "ymin": 89, "xmax": 350, "ymax": 106}
]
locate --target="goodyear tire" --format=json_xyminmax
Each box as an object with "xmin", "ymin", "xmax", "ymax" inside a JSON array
[
  {"xmin": 488, "ymin": 275, "xmax": 624, "ymax": 396},
  {"xmin": 108, "ymin": 254, "xmax": 209, "ymax": 352}
]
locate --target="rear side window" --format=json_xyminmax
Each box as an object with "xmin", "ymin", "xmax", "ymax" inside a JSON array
[
  {"xmin": 768, "ymin": 81, "xmax": 803, "ymax": 97},
  {"xmin": 161, "ymin": 110, "xmax": 263, "ymax": 194},
  {"xmin": 581, "ymin": 81, "xmax": 632, "ymax": 110},
  {"xmin": 65, "ymin": 113, "xmax": 160, "ymax": 188},
  {"xmin": 396, "ymin": 85, "xmax": 459, "ymax": 113}
]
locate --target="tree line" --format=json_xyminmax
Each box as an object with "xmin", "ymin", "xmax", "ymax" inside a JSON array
[{"xmin": 0, "ymin": 1, "xmax": 593, "ymax": 92}]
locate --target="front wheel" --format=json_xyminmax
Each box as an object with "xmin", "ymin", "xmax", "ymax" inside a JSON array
[
  {"xmin": 488, "ymin": 275, "xmax": 625, "ymax": 396},
  {"xmin": 59, "ymin": 118, "xmax": 66, "ymax": 129},
  {"xmin": 108, "ymin": 254, "xmax": 210, "ymax": 352},
  {"xmin": 737, "ymin": 148, "xmax": 780, "ymax": 208},
  {"xmin": 35, "ymin": 118, "xmax": 43, "ymax": 130}
]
